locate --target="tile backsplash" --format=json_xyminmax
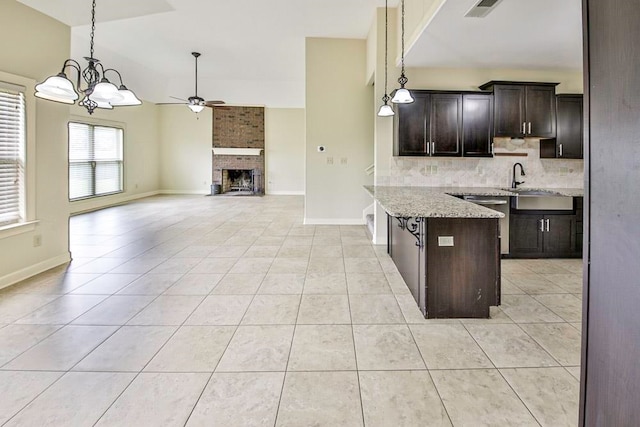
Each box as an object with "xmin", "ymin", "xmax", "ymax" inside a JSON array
[{"xmin": 377, "ymin": 138, "xmax": 584, "ymax": 188}]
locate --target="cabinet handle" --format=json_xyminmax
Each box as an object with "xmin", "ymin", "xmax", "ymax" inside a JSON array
[
  {"xmin": 424, "ymin": 141, "xmax": 428, "ymax": 154},
  {"xmin": 540, "ymin": 219, "xmax": 545, "ymax": 232},
  {"xmin": 522, "ymin": 122, "xmax": 526, "ymax": 135},
  {"xmin": 546, "ymin": 219, "xmax": 550, "ymax": 232},
  {"xmin": 559, "ymin": 144, "xmax": 563, "ymax": 157},
  {"xmin": 491, "ymin": 142, "xmax": 494, "ymax": 155},
  {"xmin": 431, "ymin": 142, "xmax": 435, "ymax": 154},
  {"xmin": 528, "ymin": 122, "xmax": 532, "ymax": 135}
]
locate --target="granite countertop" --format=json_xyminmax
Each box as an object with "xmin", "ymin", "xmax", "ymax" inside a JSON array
[
  {"xmin": 364, "ymin": 186, "xmax": 505, "ymax": 218},
  {"xmin": 506, "ymin": 187, "xmax": 585, "ymax": 197},
  {"xmin": 364, "ymin": 185, "xmax": 585, "ymax": 218}
]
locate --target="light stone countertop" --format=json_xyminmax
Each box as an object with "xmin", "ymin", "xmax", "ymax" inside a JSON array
[
  {"xmin": 507, "ymin": 187, "xmax": 585, "ymax": 197},
  {"xmin": 364, "ymin": 186, "xmax": 505, "ymax": 219},
  {"xmin": 364, "ymin": 186, "xmax": 585, "ymax": 218}
]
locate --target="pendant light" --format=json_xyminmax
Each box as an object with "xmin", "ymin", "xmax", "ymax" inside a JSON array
[
  {"xmin": 35, "ymin": 0, "xmax": 141, "ymax": 114},
  {"xmin": 377, "ymin": 0, "xmax": 395, "ymax": 117},
  {"xmin": 391, "ymin": 0, "xmax": 414, "ymax": 104}
]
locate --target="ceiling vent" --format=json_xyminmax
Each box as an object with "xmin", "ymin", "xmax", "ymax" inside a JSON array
[{"xmin": 464, "ymin": 0, "xmax": 504, "ymax": 18}]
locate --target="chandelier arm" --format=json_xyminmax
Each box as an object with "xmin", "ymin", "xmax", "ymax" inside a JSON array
[
  {"xmin": 103, "ymin": 68, "xmax": 124, "ymax": 86},
  {"xmin": 60, "ymin": 59, "xmax": 84, "ymax": 92}
]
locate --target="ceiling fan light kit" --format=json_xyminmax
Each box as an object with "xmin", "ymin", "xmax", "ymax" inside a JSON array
[
  {"xmin": 35, "ymin": 0, "xmax": 141, "ymax": 114},
  {"xmin": 159, "ymin": 51, "xmax": 225, "ymax": 113},
  {"xmin": 391, "ymin": 0, "xmax": 414, "ymax": 104}
]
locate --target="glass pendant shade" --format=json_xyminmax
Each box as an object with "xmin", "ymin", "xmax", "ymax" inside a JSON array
[
  {"xmin": 110, "ymin": 86, "xmax": 142, "ymax": 106},
  {"xmin": 90, "ymin": 80, "xmax": 123, "ymax": 103},
  {"xmin": 35, "ymin": 74, "xmax": 78, "ymax": 103},
  {"xmin": 377, "ymin": 104, "xmax": 395, "ymax": 117},
  {"xmin": 188, "ymin": 104, "xmax": 205, "ymax": 113},
  {"xmin": 391, "ymin": 88, "xmax": 414, "ymax": 104}
]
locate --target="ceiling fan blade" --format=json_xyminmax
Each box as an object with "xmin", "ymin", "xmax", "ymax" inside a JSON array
[
  {"xmin": 204, "ymin": 100, "xmax": 226, "ymax": 106},
  {"xmin": 155, "ymin": 102, "xmax": 187, "ymax": 106},
  {"xmin": 169, "ymin": 96, "xmax": 188, "ymax": 102}
]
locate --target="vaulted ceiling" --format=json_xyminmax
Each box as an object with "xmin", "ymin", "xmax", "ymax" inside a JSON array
[{"xmin": 18, "ymin": 0, "xmax": 582, "ymax": 108}]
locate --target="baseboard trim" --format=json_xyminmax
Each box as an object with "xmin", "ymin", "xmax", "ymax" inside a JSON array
[
  {"xmin": 70, "ymin": 190, "xmax": 161, "ymax": 215},
  {"xmin": 0, "ymin": 252, "xmax": 72, "ymax": 290},
  {"xmin": 158, "ymin": 190, "xmax": 210, "ymax": 195},
  {"xmin": 303, "ymin": 218, "xmax": 366, "ymax": 225},
  {"xmin": 265, "ymin": 191, "xmax": 305, "ymax": 196}
]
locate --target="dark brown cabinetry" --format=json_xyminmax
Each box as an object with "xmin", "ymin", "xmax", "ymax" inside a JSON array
[
  {"xmin": 388, "ymin": 215, "xmax": 500, "ymax": 318},
  {"xmin": 395, "ymin": 92, "xmax": 429, "ymax": 156},
  {"xmin": 462, "ymin": 93, "xmax": 494, "ymax": 157},
  {"xmin": 394, "ymin": 92, "xmax": 462, "ymax": 157},
  {"xmin": 509, "ymin": 213, "xmax": 577, "ymax": 257},
  {"xmin": 479, "ymin": 81, "xmax": 558, "ymax": 138},
  {"xmin": 508, "ymin": 197, "xmax": 582, "ymax": 258},
  {"xmin": 395, "ymin": 90, "xmax": 494, "ymax": 157},
  {"xmin": 540, "ymin": 95, "xmax": 584, "ymax": 159}
]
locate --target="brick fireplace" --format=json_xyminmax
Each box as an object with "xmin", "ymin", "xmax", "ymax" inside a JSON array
[{"xmin": 212, "ymin": 106, "xmax": 265, "ymax": 195}]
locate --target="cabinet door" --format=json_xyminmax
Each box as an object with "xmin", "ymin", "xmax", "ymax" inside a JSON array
[
  {"xmin": 493, "ymin": 85, "xmax": 525, "ymax": 137},
  {"xmin": 556, "ymin": 95, "xmax": 583, "ymax": 159},
  {"xmin": 509, "ymin": 214, "xmax": 544, "ymax": 255},
  {"xmin": 525, "ymin": 85, "xmax": 557, "ymax": 138},
  {"xmin": 395, "ymin": 92, "xmax": 429, "ymax": 156},
  {"xmin": 462, "ymin": 94, "xmax": 494, "ymax": 157},
  {"xmin": 543, "ymin": 215, "xmax": 576, "ymax": 256},
  {"xmin": 430, "ymin": 94, "xmax": 462, "ymax": 156}
]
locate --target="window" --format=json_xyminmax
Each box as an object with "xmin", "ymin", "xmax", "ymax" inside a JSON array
[
  {"xmin": 0, "ymin": 82, "xmax": 26, "ymax": 227},
  {"xmin": 68, "ymin": 122, "xmax": 123, "ymax": 201}
]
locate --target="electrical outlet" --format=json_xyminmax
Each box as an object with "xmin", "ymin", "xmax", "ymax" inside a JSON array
[
  {"xmin": 438, "ymin": 236, "xmax": 454, "ymax": 247},
  {"xmin": 340, "ymin": 157, "xmax": 348, "ymax": 165},
  {"xmin": 326, "ymin": 157, "xmax": 334, "ymax": 165},
  {"xmin": 33, "ymin": 234, "xmax": 42, "ymax": 247}
]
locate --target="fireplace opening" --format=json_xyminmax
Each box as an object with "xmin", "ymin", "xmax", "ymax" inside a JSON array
[{"xmin": 220, "ymin": 169, "xmax": 262, "ymax": 195}]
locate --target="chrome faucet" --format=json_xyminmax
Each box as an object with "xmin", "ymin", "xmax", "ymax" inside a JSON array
[{"xmin": 512, "ymin": 163, "xmax": 526, "ymax": 188}]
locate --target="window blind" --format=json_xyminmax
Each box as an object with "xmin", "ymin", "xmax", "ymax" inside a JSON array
[
  {"xmin": 68, "ymin": 122, "xmax": 123, "ymax": 201},
  {"xmin": 0, "ymin": 83, "xmax": 26, "ymax": 226}
]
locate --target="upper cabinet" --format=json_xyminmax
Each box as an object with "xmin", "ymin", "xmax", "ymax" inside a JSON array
[
  {"xmin": 462, "ymin": 93, "xmax": 494, "ymax": 157},
  {"xmin": 541, "ymin": 94, "xmax": 584, "ymax": 159},
  {"xmin": 395, "ymin": 92, "xmax": 429, "ymax": 156},
  {"xmin": 394, "ymin": 92, "xmax": 462, "ymax": 157},
  {"xmin": 394, "ymin": 90, "xmax": 492, "ymax": 157},
  {"xmin": 479, "ymin": 81, "xmax": 558, "ymax": 138}
]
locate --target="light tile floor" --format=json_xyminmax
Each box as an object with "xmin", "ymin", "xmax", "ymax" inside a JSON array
[{"xmin": 0, "ymin": 195, "xmax": 582, "ymax": 426}]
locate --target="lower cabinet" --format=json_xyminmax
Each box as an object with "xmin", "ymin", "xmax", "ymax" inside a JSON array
[
  {"xmin": 388, "ymin": 215, "xmax": 500, "ymax": 318},
  {"xmin": 509, "ymin": 213, "xmax": 580, "ymax": 258}
]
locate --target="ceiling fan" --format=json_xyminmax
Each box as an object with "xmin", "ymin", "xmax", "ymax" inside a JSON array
[{"xmin": 158, "ymin": 52, "xmax": 225, "ymax": 113}]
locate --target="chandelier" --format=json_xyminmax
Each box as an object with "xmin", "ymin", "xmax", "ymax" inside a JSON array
[{"xmin": 35, "ymin": 0, "xmax": 141, "ymax": 114}]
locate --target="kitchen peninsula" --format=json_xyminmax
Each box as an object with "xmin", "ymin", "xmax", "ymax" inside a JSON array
[{"xmin": 365, "ymin": 186, "xmax": 514, "ymax": 319}]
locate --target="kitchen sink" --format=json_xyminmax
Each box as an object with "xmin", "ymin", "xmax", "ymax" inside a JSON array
[{"xmin": 504, "ymin": 188, "xmax": 574, "ymax": 211}]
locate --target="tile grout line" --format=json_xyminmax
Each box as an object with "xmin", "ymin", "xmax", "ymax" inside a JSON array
[
  {"xmin": 179, "ymin": 222, "xmax": 282, "ymax": 426},
  {"xmin": 272, "ymin": 223, "xmax": 310, "ymax": 427},
  {"xmin": 342, "ymin": 234, "xmax": 367, "ymax": 427}
]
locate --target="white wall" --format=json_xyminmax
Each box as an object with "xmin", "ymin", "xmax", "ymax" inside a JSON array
[
  {"xmin": 158, "ymin": 105, "xmax": 213, "ymax": 195},
  {"xmin": 69, "ymin": 102, "xmax": 161, "ymax": 214},
  {"xmin": 0, "ymin": 1, "xmax": 72, "ymax": 287},
  {"xmin": 305, "ymin": 38, "xmax": 375, "ymax": 224},
  {"xmin": 265, "ymin": 108, "xmax": 305, "ymax": 195}
]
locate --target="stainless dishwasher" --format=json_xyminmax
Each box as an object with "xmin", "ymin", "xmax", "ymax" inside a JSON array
[{"xmin": 463, "ymin": 196, "xmax": 510, "ymax": 255}]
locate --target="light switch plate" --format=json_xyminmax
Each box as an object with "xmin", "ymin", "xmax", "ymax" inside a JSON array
[{"xmin": 438, "ymin": 236, "xmax": 454, "ymax": 247}]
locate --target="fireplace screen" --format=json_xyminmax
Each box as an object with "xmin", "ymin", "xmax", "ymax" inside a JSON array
[{"xmin": 221, "ymin": 169, "xmax": 262, "ymax": 194}]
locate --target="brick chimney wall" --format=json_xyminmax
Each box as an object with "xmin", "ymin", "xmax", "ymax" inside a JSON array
[{"xmin": 212, "ymin": 106, "xmax": 265, "ymax": 191}]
